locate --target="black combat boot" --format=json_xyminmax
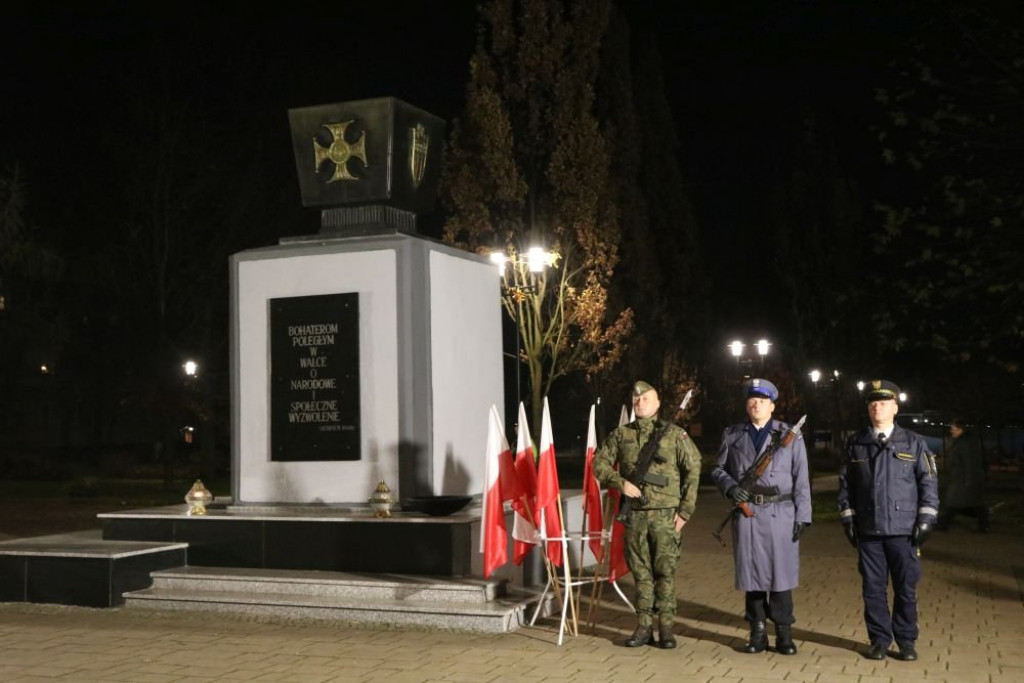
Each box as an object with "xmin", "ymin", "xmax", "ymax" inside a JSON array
[
  {"xmin": 896, "ymin": 641, "xmax": 918, "ymax": 661},
  {"xmin": 775, "ymin": 624, "xmax": 797, "ymax": 655},
  {"xmin": 742, "ymin": 621, "xmax": 769, "ymax": 653},
  {"xmin": 658, "ymin": 625, "xmax": 677, "ymax": 649},
  {"xmin": 625, "ymin": 624, "xmax": 654, "ymax": 647}
]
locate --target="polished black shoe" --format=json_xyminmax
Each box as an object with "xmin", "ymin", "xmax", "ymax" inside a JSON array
[
  {"xmin": 775, "ymin": 624, "xmax": 797, "ymax": 655},
  {"xmin": 625, "ymin": 625, "xmax": 654, "ymax": 647},
  {"xmin": 866, "ymin": 644, "xmax": 888, "ymax": 660},
  {"xmin": 657, "ymin": 626, "xmax": 677, "ymax": 649},
  {"xmin": 742, "ymin": 621, "xmax": 769, "ymax": 654},
  {"xmin": 897, "ymin": 642, "xmax": 918, "ymax": 661}
]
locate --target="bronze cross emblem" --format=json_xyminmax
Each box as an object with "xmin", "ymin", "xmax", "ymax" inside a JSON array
[{"xmin": 313, "ymin": 121, "xmax": 368, "ymax": 182}]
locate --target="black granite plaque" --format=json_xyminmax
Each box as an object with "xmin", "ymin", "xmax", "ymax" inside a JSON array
[{"xmin": 270, "ymin": 293, "xmax": 360, "ymax": 461}]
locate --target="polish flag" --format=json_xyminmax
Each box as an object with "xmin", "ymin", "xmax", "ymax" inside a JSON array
[
  {"xmin": 536, "ymin": 397, "xmax": 563, "ymax": 566},
  {"xmin": 480, "ymin": 405, "xmax": 514, "ymax": 578},
  {"xmin": 607, "ymin": 403, "xmax": 631, "ymax": 581},
  {"xmin": 582, "ymin": 405, "xmax": 604, "ymax": 562},
  {"xmin": 511, "ymin": 402, "xmax": 540, "ymax": 565}
]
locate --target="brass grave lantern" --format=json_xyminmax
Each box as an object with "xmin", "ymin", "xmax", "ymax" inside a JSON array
[{"xmin": 185, "ymin": 479, "xmax": 214, "ymax": 516}]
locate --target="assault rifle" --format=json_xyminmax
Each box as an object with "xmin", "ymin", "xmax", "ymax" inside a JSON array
[
  {"xmin": 615, "ymin": 390, "xmax": 693, "ymax": 525},
  {"xmin": 712, "ymin": 414, "xmax": 807, "ymax": 547}
]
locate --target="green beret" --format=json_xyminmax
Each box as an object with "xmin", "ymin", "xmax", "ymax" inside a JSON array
[{"xmin": 633, "ymin": 380, "xmax": 656, "ymax": 396}]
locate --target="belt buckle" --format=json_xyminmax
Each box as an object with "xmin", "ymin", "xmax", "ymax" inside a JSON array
[{"xmin": 753, "ymin": 494, "xmax": 764, "ymax": 505}]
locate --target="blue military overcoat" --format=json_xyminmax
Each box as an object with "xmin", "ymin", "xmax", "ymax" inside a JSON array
[
  {"xmin": 838, "ymin": 424, "xmax": 939, "ymax": 536},
  {"xmin": 711, "ymin": 419, "xmax": 812, "ymax": 591}
]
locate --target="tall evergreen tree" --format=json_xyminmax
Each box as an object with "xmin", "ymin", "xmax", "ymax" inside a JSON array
[{"xmin": 442, "ymin": 0, "xmax": 634, "ymax": 432}]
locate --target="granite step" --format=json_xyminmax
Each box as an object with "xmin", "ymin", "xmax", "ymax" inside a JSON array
[
  {"xmin": 146, "ymin": 566, "xmax": 502, "ymax": 603},
  {"xmin": 0, "ymin": 531, "xmax": 187, "ymax": 608},
  {"xmin": 123, "ymin": 566, "xmax": 551, "ymax": 633}
]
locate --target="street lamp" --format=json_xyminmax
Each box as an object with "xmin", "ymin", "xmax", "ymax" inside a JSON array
[
  {"xmin": 727, "ymin": 339, "xmax": 772, "ymax": 373},
  {"xmin": 183, "ymin": 360, "xmax": 198, "ymax": 378},
  {"xmin": 526, "ymin": 247, "xmax": 549, "ymax": 273},
  {"xmin": 856, "ymin": 380, "xmax": 865, "ymax": 392},
  {"xmin": 491, "ymin": 245, "xmax": 554, "ymax": 414},
  {"xmin": 809, "ymin": 369, "xmax": 821, "ymax": 386}
]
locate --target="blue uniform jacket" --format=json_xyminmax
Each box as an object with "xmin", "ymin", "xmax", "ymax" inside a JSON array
[{"xmin": 837, "ymin": 424, "xmax": 939, "ymax": 536}]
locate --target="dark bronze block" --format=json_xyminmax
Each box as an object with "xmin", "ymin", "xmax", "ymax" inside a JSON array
[{"xmin": 288, "ymin": 97, "xmax": 445, "ymax": 215}]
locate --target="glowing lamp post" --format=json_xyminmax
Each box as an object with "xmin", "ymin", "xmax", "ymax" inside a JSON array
[{"xmin": 490, "ymin": 245, "xmax": 554, "ymax": 415}]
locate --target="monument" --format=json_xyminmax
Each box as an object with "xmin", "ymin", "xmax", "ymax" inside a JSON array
[
  {"xmin": 230, "ymin": 97, "xmax": 504, "ymax": 506},
  {"xmin": 1, "ymin": 99, "xmax": 533, "ymax": 622}
]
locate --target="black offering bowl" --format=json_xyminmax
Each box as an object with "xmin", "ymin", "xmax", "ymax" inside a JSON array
[{"xmin": 402, "ymin": 495, "xmax": 473, "ymax": 516}]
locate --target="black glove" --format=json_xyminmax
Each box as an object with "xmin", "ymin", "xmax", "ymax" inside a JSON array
[
  {"xmin": 912, "ymin": 522, "xmax": 932, "ymax": 547},
  {"xmin": 792, "ymin": 521, "xmax": 810, "ymax": 542},
  {"xmin": 726, "ymin": 486, "xmax": 750, "ymax": 503},
  {"xmin": 842, "ymin": 521, "xmax": 858, "ymax": 549}
]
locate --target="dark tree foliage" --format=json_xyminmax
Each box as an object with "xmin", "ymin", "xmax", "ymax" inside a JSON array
[
  {"xmin": 873, "ymin": 2, "xmax": 1023, "ymax": 376},
  {"xmin": 0, "ymin": 167, "xmax": 66, "ymax": 448},
  {"xmin": 595, "ymin": 18, "xmax": 707, "ymax": 412},
  {"xmin": 442, "ymin": 0, "xmax": 636, "ymax": 432}
]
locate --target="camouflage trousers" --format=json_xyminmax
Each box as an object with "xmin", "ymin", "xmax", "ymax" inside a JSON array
[{"xmin": 625, "ymin": 507, "xmax": 681, "ymax": 626}]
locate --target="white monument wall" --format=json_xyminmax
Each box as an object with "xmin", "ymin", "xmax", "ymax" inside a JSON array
[{"xmin": 230, "ymin": 234, "xmax": 503, "ymax": 505}]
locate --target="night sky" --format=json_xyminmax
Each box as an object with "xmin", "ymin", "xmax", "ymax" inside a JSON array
[
  {"xmin": 1, "ymin": 1, "xmax": 478, "ymax": 237},
  {"xmin": 0, "ymin": 1, "xmax": 937, "ymax": 362}
]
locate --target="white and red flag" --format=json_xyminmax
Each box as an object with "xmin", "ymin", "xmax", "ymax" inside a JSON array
[
  {"xmin": 480, "ymin": 404, "xmax": 515, "ymax": 578},
  {"xmin": 582, "ymin": 404, "xmax": 604, "ymax": 562},
  {"xmin": 607, "ymin": 403, "xmax": 631, "ymax": 581},
  {"xmin": 536, "ymin": 397, "xmax": 564, "ymax": 566},
  {"xmin": 511, "ymin": 402, "xmax": 540, "ymax": 565}
]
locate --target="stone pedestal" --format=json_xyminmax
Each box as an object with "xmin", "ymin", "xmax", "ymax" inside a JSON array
[{"xmin": 230, "ymin": 231, "xmax": 503, "ymax": 505}]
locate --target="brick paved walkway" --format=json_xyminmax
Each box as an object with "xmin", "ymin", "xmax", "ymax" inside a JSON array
[{"xmin": 0, "ymin": 483, "xmax": 1021, "ymax": 682}]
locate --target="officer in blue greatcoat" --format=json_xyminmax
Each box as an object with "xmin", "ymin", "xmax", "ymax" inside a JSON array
[
  {"xmin": 838, "ymin": 379, "xmax": 939, "ymax": 662},
  {"xmin": 711, "ymin": 379, "xmax": 811, "ymax": 656}
]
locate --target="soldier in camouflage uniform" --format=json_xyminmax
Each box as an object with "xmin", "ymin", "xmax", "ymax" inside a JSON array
[{"xmin": 594, "ymin": 381, "xmax": 702, "ymax": 649}]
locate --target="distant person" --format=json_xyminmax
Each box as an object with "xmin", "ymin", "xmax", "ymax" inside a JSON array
[
  {"xmin": 711, "ymin": 379, "xmax": 811, "ymax": 656},
  {"xmin": 838, "ymin": 380, "xmax": 939, "ymax": 662},
  {"xmin": 936, "ymin": 418, "xmax": 988, "ymax": 532},
  {"xmin": 593, "ymin": 380, "xmax": 702, "ymax": 649}
]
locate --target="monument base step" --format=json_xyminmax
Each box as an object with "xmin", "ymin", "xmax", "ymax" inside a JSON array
[
  {"xmin": 0, "ymin": 531, "xmax": 187, "ymax": 608},
  {"xmin": 123, "ymin": 566, "xmax": 552, "ymax": 633}
]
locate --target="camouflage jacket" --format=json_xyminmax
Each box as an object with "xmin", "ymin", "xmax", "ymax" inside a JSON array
[{"xmin": 593, "ymin": 416, "xmax": 702, "ymax": 519}]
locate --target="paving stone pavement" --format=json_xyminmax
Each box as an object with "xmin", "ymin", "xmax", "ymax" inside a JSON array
[{"xmin": 0, "ymin": 482, "xmax": 1021, "ymax": 682}]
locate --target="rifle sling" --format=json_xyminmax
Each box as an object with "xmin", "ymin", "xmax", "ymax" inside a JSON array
[{"xmin": 628, "ymin": 422, "xmax": 670, "ymax": 484}]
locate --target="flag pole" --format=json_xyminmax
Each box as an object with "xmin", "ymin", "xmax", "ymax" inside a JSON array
[
  {"xmin": 586, "ymin": 491, "xmax": 614, "ymax": 630},
  {"xmin": 575, "ymin": 490, "xmax": 590, "ymax": 615},
  {"xmin": 522, "ymin": 493, "xmax": 564, "ymax": 611},
  {"xmin": 554, "ymin": 494, "xmax": 579, "ymax": 637}
]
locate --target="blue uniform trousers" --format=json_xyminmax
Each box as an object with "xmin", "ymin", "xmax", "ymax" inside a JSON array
[
  {"xmin": 857, "ymin": 536, "xmax": 922, "ymax": 647},
  {"xmin": 744, "ymin": 590, "xmax": 794, "ymax": 625}
]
